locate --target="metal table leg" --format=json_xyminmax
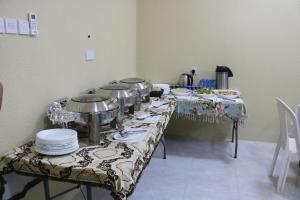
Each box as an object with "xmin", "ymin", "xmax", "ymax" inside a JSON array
[
  {"xmin": 161, "ymin": 135, "xmax": 167, "ymax": 159},
  {"xmin": 43, "ymin": 179, "xmax": 51, "ymax": 200},
  {"xmin": 0, "ymin": 174, "xmax": 6, "ymax": 200},
  {"xmin": 234, "ymin": 121, "xmax": 239, "ymax": 159},
  {"xmin": 86, "ymin": 185, "xmax": 92, "ymax": 200},
  {"xmin": 231, "ymin": 122, "xmax": 236, "ymax": 143}
]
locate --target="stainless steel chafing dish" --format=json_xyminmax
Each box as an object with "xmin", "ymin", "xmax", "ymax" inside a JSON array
[
  {"xmin": 96, "ymin": 83, "xmax": 136, "ymax": 120},
  {"xmin": 120, "ymin": 77, "xmax": 152, "ymax": 110},
  {"xmin": 65, "ymin": 94, "xmax": 119, "ymax": 144}
]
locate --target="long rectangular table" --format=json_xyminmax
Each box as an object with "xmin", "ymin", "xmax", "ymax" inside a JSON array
[
  {"xmin": 170, "ymin": 94, "xmax": 247, "ymax": 158},
  {"xmin": 0, "ymin": 94, "xmax": 246, "ymax": 200},
  {"xmin": 0, "ymin": 97, "xmax": 176, "ymax": 200}
]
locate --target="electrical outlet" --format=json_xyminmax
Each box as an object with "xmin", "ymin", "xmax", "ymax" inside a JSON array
[{"xmin": 191, "ymin": 66, "xmax": 199, "ymax": 75}]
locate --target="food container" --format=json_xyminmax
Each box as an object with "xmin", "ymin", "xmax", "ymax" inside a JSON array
[
  {"xmin": 96, "ymin": 83, "xmax": 137, "ymax": 120},
  {"xmin": 65, "ymin": 94, "xmax": 119, "ymax": 144},
  {"xmin": 120, "ymin": 77, "xmax": 152, "ymax": 110}
]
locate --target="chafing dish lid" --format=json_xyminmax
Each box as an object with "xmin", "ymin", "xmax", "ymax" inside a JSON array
[
  {"xmin": 120, "ymin": 77, "xmax": 152, "ymax": 93},
  {"xmin": 120, "ymin": 78, "xmax": 145, "ymax": 84},
  {"xmin": 65, "ymin": 94, "xmax": 118, "ymax": 114},
  {"xmin": 97, "ymin": 83, "xmax": 137, "ymax": 99},
  {"xmin": 72, "ymin": 94, "xmax": 109, "ymax": 103},
  {"xmin": 100, "ymin": 83, "xmax": 131, "ymax": 91}
]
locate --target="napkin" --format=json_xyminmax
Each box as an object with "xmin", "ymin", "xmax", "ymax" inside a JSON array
[
  {"xmin": 135, "ymin": 113, "xmax": 161, "ymax": 123},
  {"xmin": 113, "ymin": 128, "xmax": 149, "ymax": 143},
  {"xmin": 149, "ymin": 101, "xmax": 169, "ymax": 109}
]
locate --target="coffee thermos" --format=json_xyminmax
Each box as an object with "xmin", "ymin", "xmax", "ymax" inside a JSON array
[{"xmin": 216, "ymin": 66, "xmax": 233, "ymax": 89}]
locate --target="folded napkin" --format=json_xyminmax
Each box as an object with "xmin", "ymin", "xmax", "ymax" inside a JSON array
[
  {"xmin": 122, "ymin": 127, "xmax": 148, "ymax": 133},
  {"xmin": 135, "ymin": 112, "xmax": 161, "ymax": 123},
  {"xmin": 113, "ymin": 128, "xmax": 149, "ymax": 143},
  {"xmin": 149, "ymin": 101, "xmax": 169, "ymax": 109}
]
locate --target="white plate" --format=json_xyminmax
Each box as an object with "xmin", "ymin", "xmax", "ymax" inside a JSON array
[
  {"xmin": 36, "ymin": 143, "xmax": 78, "ymax": 151},
  {"xmin": 214, "ymin": 90, "xmax": 241, "ymax": 99},
  {"xmin": 36, "ymin": 129, "xmax": 78, "ymax": 144},
  {"xmin": 171, "ymin": 88, "xmax": 192, "ymax": 96},
  {"xmin": 194, "ymin": 93, "xmax": 216, "ymax": 99},
  {"xmin": 35, "ymin": 144, "xmax": 79, "ymax": 156},
  {"xmin": 36, "ymin": 140, "xmax": 77, "ymax": 147}
]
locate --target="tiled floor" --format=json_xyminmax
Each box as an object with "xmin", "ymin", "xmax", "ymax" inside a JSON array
[
  {"xmin": 69, "ymin": 138, "xmax": 300, "ymax": 200},
  {"xmin": 24, "ymin": 138, "xmax": 300, "ymax": 200}
]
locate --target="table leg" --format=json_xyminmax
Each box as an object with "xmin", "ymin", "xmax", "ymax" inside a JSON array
[
  {"xmin": 86, "ymin": 185, "xmax": 92, "ymax": 200},
  {"xmin": 231, "ymin": 122, "xmax": 236, "ymax": 143},
  {"xmin": 0, "ymin": 174, "xmax": 6, "ymax": 199},
  {"xmin": 161, "ymin": 135, "xmax": 167, "ymax": 159},
  {"xmin": 234, "ymin": 121, "xmax": 239, "ymax": 159},
  {"xmin": 43, "ymin": 179, "xmax": 51, "ymax": 200}
]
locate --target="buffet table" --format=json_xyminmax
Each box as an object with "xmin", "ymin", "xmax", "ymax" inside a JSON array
[
  {"xmin": 0, "ymin": 92, "xmax": 246, "ymax": 200},
  {"xmin": 169, "ymin": 94, "xmax": 247, "ymax": 158},
  {"xmin": 0, "ymin": 97, "xmax": 176, "ymax": 200}
]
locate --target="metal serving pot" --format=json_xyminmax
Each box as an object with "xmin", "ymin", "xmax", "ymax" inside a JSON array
[
  {"xmin": 120, "ymin": 77, "xmax": 152, "ymax": 98},
  {"xmin": 120, "ymin": 78, "xmax": 152, "ymax": 111},
  {"xmin": 97, "ymin": 83, "xmax": 136, "ymax": 107},
  {"xmin": 65, "ymin": 94, "xmax": 119, "ymax": 144},
  {"xmin": 96, "ymin": 83, "xmax": 137, "ymax": 120}
]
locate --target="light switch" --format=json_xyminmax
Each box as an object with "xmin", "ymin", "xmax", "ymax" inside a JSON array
[
  {"xmin": 18, "ymin": 20, "xmax": 30, "ymax": 35},
  {"xmin": 0, "ymin": 18, "xmax": 4, "ymax": 33},
  {"xmin": 4, "ymin": 18, "xmax": 18, "ymax": 34},
  {"xmin": 85, "ymin": 50, "xmax": 95, "ymax": 61}
]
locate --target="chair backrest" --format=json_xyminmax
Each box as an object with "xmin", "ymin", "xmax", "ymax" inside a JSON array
[
  {"xmin": 0, "ymin": 81, "xmax": 2, "ymax": 110},
  {"xmin": 275, "ymin": 98, "xmax": 300, "ymax": 154},
  {"xmin": 296, "ymin": 104, "xmax": 300, "ymax": 132}
]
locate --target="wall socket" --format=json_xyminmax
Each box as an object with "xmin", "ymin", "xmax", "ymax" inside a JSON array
[{"xmin": 191, "ymin": 66, "xmax": 199, "ymax": 75}]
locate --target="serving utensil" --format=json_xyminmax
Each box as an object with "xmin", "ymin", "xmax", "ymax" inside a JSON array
[{"xmin": 136, "ymin": 113, "xmax": 161, "ymax": 120}]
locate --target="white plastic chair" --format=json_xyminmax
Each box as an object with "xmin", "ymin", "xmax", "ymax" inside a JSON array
[
  {"xmin": 296, "ymin": 104, "xmax": 300, "ymax": 167},
  {"xmin": 296, "ymin": 104, "xmax": 300, "ymax": 131},
  {"xmin": 269, "ymin": 98, "xmax": 300, "ymax": 193}
]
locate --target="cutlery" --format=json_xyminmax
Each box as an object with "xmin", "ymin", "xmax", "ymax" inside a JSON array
[
  {"xmin": 136, "ymin": 113, "xmax": 161, "ymax": 120},
  {"xmin": 152, "ymin": 102, "xmax": 169, "ymax": 108},
  {"xmin": 119, "ymin": 129, "xmax": 148, "ymax": 137}
]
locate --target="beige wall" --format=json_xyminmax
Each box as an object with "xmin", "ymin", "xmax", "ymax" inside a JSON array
[
  {"xmin": 0, "ymin": 0, "xmax": 136, "ymax": 154},
  {"xmin": 137, "ymin": 0, "xmax": 300, "ymax": 142},
  {"xmin": 3, "ymin": 0, "xmax": 300, "ymax": 153}
]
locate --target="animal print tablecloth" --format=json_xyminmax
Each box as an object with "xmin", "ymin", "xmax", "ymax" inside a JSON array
[{"xmin": 0, "ymin": 97, "xmax": 176, "ymax": 200}]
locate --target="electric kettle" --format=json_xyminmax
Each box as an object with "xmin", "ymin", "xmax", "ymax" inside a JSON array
[{"xmin": 179, "ymin": 73, "xmax": 193, "ymax": 86}]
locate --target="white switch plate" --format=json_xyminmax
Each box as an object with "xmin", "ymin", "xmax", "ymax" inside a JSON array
[
  {"xmin": 0, "ymin": 18, "xmax": 4, "ymax": 33},
  {"xmin": 18, "ymin": 20, "xmax": 30, "ymax": 35},
  {"xmin": 85, "ymin": 50, "xmax": 95, "ymax": 61},
  {"xmin": 4, "ymin": 18, "xmax": 18, "ymax": 34}
]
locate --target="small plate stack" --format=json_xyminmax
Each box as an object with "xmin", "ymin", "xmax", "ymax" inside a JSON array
[{"xmin": 35, "ymin": 129, "xmax": 79, "ymax": 156}]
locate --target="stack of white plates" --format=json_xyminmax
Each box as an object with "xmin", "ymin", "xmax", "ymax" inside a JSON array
[{"xmin": 35, "ymin": 129, "xmax": 79, "ymax": 156}]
